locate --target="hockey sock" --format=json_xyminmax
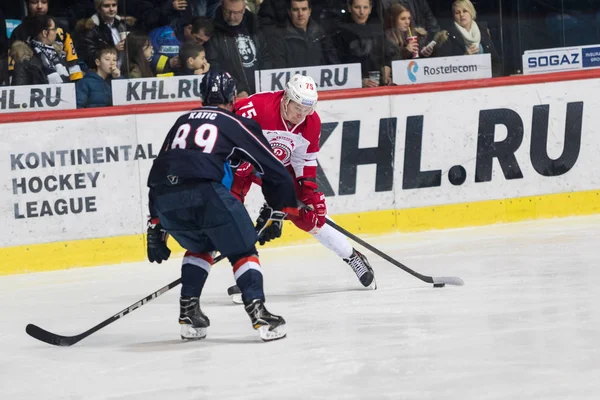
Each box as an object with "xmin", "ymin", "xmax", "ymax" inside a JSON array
[
  {"xmin": 232, "ymin": 256, "xmax": 265, "ymax": 304},
  {"xmin": 312, "ymin": 222, "xmax": 354, "ymax": 258},
  {"xmin": 181, "ymin": 252, "xmax": 212, "ymax": 298}
]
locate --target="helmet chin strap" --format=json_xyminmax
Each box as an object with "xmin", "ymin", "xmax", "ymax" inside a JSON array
[{"xmin": 281, "ymin": 97, "xmax": 293, "ymax": 123}]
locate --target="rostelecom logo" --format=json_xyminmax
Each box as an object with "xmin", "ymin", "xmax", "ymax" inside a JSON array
[{"xmin": 407, "ymin": 61, "xmax": 419, "ymax": 82}]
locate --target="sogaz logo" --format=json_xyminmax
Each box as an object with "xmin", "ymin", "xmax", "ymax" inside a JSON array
[
  {"xmin": 407, "ymin": 61, "xmax": 419, "ymax": 82},
  {"xmin": 527, "ymin": 52, "xmax": 580, "ymax": 68}
]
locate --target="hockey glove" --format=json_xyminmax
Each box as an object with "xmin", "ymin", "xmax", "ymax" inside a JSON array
[
  {"xmin": 147, "ymin": 218, "xmax": 171, "ymax": 263},
  {"xmin": 299, "ymin": 180, "xmax": 327, "ymax": 229},
  {"xmin": 255, "ymin": 204, "xmax": 287, "ymax": 245},
  {"xmin": 231, "ymin": 162, "xmax": 263, "ymax": 203}
]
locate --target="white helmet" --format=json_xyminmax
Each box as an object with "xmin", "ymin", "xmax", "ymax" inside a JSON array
[{"xmin": 285, "ymin": 74, "xmax": 318, "ymax": 110}]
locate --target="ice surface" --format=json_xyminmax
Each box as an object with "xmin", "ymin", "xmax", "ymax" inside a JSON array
[{"xmin": 2, "ymin": 216, "xmax": 600, "ymax": 399}]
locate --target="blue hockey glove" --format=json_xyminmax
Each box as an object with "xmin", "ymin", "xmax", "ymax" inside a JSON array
[
  {"xmin": 147, "ymin": 218, "xmax": 171, "ymax": 263},
  {"xmin": 255, "ymin": 204, "xmax": 287, "ymax": 245}
]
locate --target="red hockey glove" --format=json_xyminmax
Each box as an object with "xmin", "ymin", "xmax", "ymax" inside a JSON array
[
  {"xmin": 231, "ymin": 162, "xmax": 262, "ymax": 203},
  {"xmin": 298, "ymin": 180, "xmax": 327, "ymax": 229}
]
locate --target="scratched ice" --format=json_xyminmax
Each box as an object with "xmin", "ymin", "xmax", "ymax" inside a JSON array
[{"xmin": 1, "ymin": 215, "xmax": 599, "ymax": 399}]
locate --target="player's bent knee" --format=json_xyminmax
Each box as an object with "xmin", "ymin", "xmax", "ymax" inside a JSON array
[
  {"xmin": 227, "ymin": 246, "xmax": 258, "ymax": 267},
  {"xmin": 184, "ymin": 251, "xmax": 214, "ymax": 264}
]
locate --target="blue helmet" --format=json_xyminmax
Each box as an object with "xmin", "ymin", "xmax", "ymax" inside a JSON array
[{"xmin": 200, "ymin": 71, "xmax": 237, "ymax": 106}]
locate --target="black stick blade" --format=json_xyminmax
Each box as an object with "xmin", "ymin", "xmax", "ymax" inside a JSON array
[{"xmin": 26, "ymin": 324, "xmax": 82, "ymax": 347}]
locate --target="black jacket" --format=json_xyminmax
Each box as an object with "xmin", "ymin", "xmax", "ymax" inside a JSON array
[
  {"xmin": 76, "ymin": 14, "xmax": 132, "ymax": 68},
  {"xmin": 0, "ymin": 9, "xmax": 7, "ymax": 85},
  {"xmin": 136, "ymin": 0, "xmax": 191, "ymax": 32},
  {"xmin": 204, "ymin": 8, "xmax": 273, "ymax": 94},
  {"xmin": 437, "ymin": 21, "xmax": 503, "ymax": 77},
  {"xmin": 333, "ymin": 16, "xmax": 393, "ymax": 78},
  {"xmin": 11, "ymin": 41, "xmax": 49, "ymax": 86},
  {"xmin": 257, "ymin": 0, "xmax": 288, "ymax": 31},
  {"xmin": 272, "ymin": 19, "xmax": 339, "ymax": 68}
]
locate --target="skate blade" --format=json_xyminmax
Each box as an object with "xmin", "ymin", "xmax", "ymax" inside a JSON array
[
  {"xmin": 231, "ymin": 293, "xmax": 243, "ymax": 305},
  {"xmin": 180, "ymin": 324, "xmax": 207, "ymax": 340},
  {"xmin": 369, "ymin": 277, "xmax": 377, "ymax": 290},
  {"xmin": 257, "ymin": 324, "xmax": 286, "ymax": 342}
]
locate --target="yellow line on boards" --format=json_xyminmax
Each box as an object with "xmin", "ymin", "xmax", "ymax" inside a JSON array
[{"xmin": 1, "ymin": 190, "xmax": 599, "ymax": 275}]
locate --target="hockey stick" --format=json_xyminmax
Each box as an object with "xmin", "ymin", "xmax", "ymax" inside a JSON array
[
  {"xmin": 25, "ymin": 254, "xmax": 227, "ymax": 347},
  {"xmin": 325, "ymin": 219, "xmax": 464, "ymax": 287}
]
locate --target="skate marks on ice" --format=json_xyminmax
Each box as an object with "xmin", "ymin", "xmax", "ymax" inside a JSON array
[
  {"xmin": 2, "ymin": 215, "xmax": 600, "ymax": 400},
  {"xmin": 122, "ymin": 336, "xmax": 259, "ymax": 352}
]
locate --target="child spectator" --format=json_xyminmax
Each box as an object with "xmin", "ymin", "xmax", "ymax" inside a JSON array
[
  {"xmin": 149, "ymin": 15, "xmax": 212, "ymax": 75},
  {"xmin": 176, "ymin": 41, "xmax": 210, "ymax": 75},
  {"xmin": 76, "ymin": 45, "xmax": 120, "ymax": 108},
  {"xmin": 123, "ymin": 30, "xmax": 154, "ymax": 78},
  {"xmin": 76, "ymin": 0, "xmax": 136, "ymax": 69}
]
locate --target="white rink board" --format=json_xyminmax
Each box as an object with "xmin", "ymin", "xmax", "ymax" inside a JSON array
[{"xmin": 2, "ymin": 78, "xmax": 600, "ymax": 247}]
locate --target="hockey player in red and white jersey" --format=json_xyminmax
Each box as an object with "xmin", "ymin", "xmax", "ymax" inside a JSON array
[{"xmin": 230, "ymin": 74, "xmax": 376, "ymax": 290}]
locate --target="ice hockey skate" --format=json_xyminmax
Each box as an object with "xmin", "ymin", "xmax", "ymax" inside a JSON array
[
  {"xmin": 344, "ymin": 249, "xmax": 377, "ymax": 289},
  {"xmin": 179, "ymin": 297, "xmax": 210, "ymax": 340},
  {"xmin": 245, "ymin": 299, "xmax": 286, "ymax": 342}
]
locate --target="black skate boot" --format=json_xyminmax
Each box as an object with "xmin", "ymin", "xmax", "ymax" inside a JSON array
[
  {"xmin": 244, "ymin": 299, "xmax": 287, "ymax": 342},
  {"xmin": 344, "ymin": 249, "xmax": 377, "ymax": 289},
  {"xmin": 179, "ymin": 296, "xmax": 210, "ymax": 340}
]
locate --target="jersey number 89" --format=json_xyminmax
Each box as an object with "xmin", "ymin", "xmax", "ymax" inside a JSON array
[{"xmin": 172, "ymin": 123, "xmax": 218, "ymax": 153}]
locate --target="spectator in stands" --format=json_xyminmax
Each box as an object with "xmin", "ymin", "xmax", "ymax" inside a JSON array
[
  {"xmin": 187, "ymin": 0, "xmax": 221, "ymax": 19},
  {"xmin": 333, "ymin": 0, "xmax": 393, "ymax": 87},
  {"xmin": 12, "ymin": 15, "xmax": 72, "ymax": 84},
  {"xmin": 136, "ymin": 0, "xmax": 192, "ymax": 32},
  {"xmin": 271, "ymin": 0, "xmax": 339, "ymax": 68},
  {"xmin": 10, "ymin": 40, "xmax": 49, "ymax": 85},
  {"xmin": 76, "ymin": 0, "xmax": 135, "ymax": 69},
  {"xmin": 258, "ymin": 0, "xmax": 287, "ymax": 33},
  {"xmin": 205, "ymin": 0, "xmax": 273, "ymax": 97},
  {"xmin": 385, "ymin": 0, "xmax": 440, "ymax": 42},
  {"xmin": 123, "ymin": 31, "xmax": 154, "ymax": 78},
  {"xmin": 76, "ymin": 44, "xmax": 120, "ymax": 107},
  {"xmin": 246, "ymin": 0, "xmax": 264, "ymax": 15},
  {"xmin": 149, "ymin": 15, "xmax": 212, "ymax": 75},
  {"xmin": 176, "ymin": 41, "xmax": 210, "ymax": 75},
  {"xmin": 436, "ymin": 0, "xmax": 502, "ymax": 76},
  {"xmin": 385, "ymin": 3, "xmax": 435, "ymax": 60},
  {"xmin": 1, "ymin": 9, "xmax": 8, "ymax": 85},
  {"xmin": 10, "ymin": 0, "xmax": 83, "ymax": 81}
]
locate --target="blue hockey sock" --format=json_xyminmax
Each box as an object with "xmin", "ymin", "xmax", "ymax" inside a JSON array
[
  {"xmin": 233, "ymin": 256, "xmax": 265, "ymax": 304},
  {"xmin": 180, "ymin": 252, "xmax": 212, "ymax": 298}
]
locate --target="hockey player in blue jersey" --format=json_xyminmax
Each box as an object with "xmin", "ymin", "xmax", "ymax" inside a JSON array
[{"xmin": 145, "ymin": 71, "xmax": 298, "ymax": 342}]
